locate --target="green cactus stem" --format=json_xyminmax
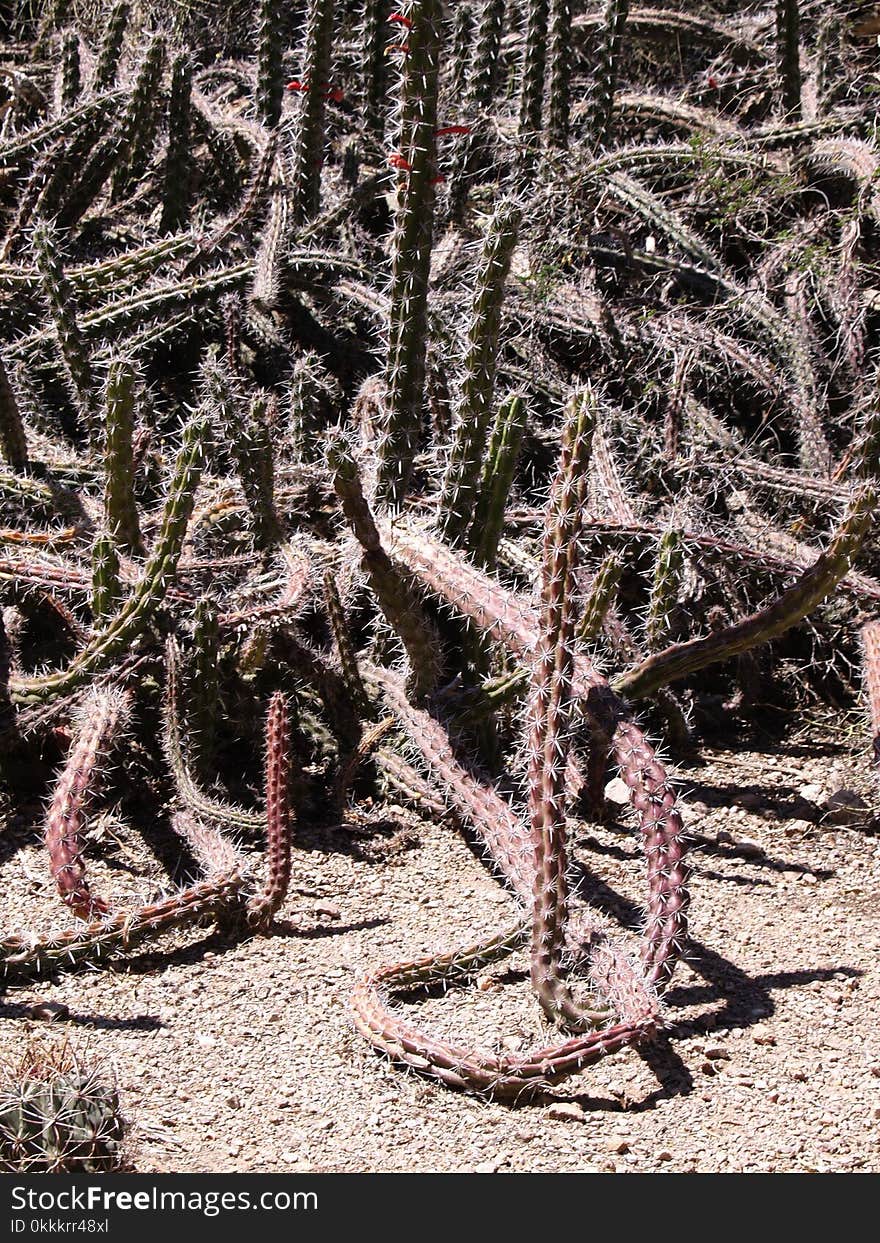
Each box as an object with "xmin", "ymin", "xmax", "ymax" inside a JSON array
[
  {"xmin": 438, "ymin": 200, "xmax": 522, "ymax": 545},
  {"xmin": 376, "ymin": 0, "xmax": 443, "ymax": 508},
  {"xmin": 103, "ymin": 360, "xmax": 143, "ymax": 557},
  {"xmin": 290, "ymin": 0, "xmax": 337, "ymax": 224}
]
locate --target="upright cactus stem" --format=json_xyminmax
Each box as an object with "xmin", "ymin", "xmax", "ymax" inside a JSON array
[
  {"xmin": 256, "ymin": 0, "xmax": 284, "ymax": 127},
  {"xmin": 468, "ymin": 0, "xmax": 506, "ymax": 110},
  {"xmin": 110, "ymin": 34, "xmax": 166, "ymax": 203},
  {"xmin": 92, "ymin": 3, "xmax": 129, "ymax": 94},
  {"xmin": 0, "ymin": 356, "xmax": 28, "ymax": 472},
  {"xmin": 376, "ymin": 0, "xmax": 443, "ymax": 508},
  {"xmin": 439, "ymin": 199, "xmax": 521, "ymax": 544},
  {"xmin": 188, "ymin": 598, "xmax": 220, "ymax": 777},
  {"xmin": 31, "ymin": 218, "xmax": 98, "ymax": 447},
  {"xmin": 450, "ymin": 5, "xmax": 474, "ymax": 95},
  {"xmin": 470, "ymin": 391, "xmax": 527, "ymax": 568},
  {"xmin": 90, "ymin": 533, "xmax": 122, "ymax": 621},
  {"xmin": 528, "ymin": 390, "xmax": 596, "ymax": 1032},
  {"xmin": 103, "ymin": 360, "xmax": 143, "ymax": 557},
  {"xmin": 576, "ymin": 552, "xmax": 623, "ymax": 644},
  {"xmin": 585, "ymin": 0, "xmax": 629, "ymax": 150},
  {"xmin": 160, "ymin": 54, "xmax": 193, "ymax": 235},
  {"xmin": 247, "ymin": 692, "xmax": 294, "ymax": 928},
  {"xmin": 59, "ymin": 28, "xmax": 81, "ymax": 111},
  {"xmin": 862, "ymin": 620, "xmax": 880, "ymax": 770},
  {"xmin": 518, "ymin": 0, "xmax": 549, "ymax": 153},
  {"xmin": 646, "ymin": 528, "xmax": 684, "ymax": 652},
  {"xmin": 548, "ymin": 0, "xmax": 572, "ymax": 148},
  {"xmin": 360, "ymin": 0, "xmax": 391, "ymax": 135},
  {"xmin": 775, "ymin": 0, "xmax": 802, "ymax": 120},
  {"xmin": 290, "ymin": 0, "xmax": 337, "ymax": 225}
]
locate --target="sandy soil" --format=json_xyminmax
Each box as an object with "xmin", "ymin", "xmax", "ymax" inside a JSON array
[{"xmin": 1, "ymin": 722, "xmax": 879, "ymax": 1174}]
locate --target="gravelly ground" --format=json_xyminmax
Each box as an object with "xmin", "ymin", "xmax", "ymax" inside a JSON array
[{"xmin": 1, "ymin": 723, "xmax": 879, "ymax": 1174}]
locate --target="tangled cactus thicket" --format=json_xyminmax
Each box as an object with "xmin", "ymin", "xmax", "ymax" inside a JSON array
[{"xmin": 0, "ymin": 0, "xmax": 878, "ymax": 1119}]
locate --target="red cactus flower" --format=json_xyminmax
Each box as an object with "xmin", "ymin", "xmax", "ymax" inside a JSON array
[
  {"xmin": 435, "ymin": 125, "xmax": 471, "ymax": 138},
  {"xmin": 389, "ymin": 12, "xmax": 413, "ymax": 26},
  {"xmin": 389, "ymin": 153, "xmax": 412, "ymax": 171},
  {"xmin": 287, "ymin": 79, "xmax": 308, "ymax": 92}
]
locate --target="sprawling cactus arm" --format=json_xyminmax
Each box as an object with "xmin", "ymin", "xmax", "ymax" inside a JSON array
[
  {"xmin": 351, "ymin": 941, "xmax": 656, "ymax": 1099},
  {"xmin": 324, "ymin": 570, "xmax": 368, "ymax": 709},
  {"xmin": 0, "ymin": 873, "xmax": 248, "ymax": 981},
  {"xmin": 110, "ymin": 34, "xmax": 166, "ymax": 202},
  {"xmin": 247, "ymin": 693, "xmax": 294, "ymax": 927},
  {"xmin": 370, "ymin": 665, "xmax": 535, "ymax": 903},
  {"xmin": 616, "ymin": 485, "xmax": 876, "ymax": 701},
  {"xmin": 45, "ymin": 689, "xmax": 129, "ymax": 921},
  {"xmin": 376, "ymin": 0, "xmax": 443, "ymax": 508}
]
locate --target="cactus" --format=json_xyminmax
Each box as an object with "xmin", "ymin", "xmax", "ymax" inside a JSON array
[
  {"xmin": 775, "ymin": 0, "xmax": 801, "ymax": 120},
  {"xmin": 329, "ymin": 438, "xmax": 440, "ymax": 698},
  {"xmin": 0, "ymin": 355, "xmax": 28, "ymax": 472},
  {"xmin": 0, "ymin": 1042, "xmax": 124, "ymax": 1173},
  {"xmin": 438, "ymin": 199, "xmax": 521, "ymax": 544},
  {"xmin": 518, "ymin": 0, "xmax": 549, "ymax": 150},
  {"xmin": 289, "ymin": 0, "xmax": 337, "ymax": 224},
  {"xmin": 110, "ymin": 34, "xmax": 166, "ymax": 203},
  {"xmin": 255, "ymin": 0, "xmax": 285, "ymax": 127},
  {"xmin": 360, "ymin": 0, "xmax": 391, "ymax": 135},
  {"xmin": 547, "ymin": 0, "xmax": 571, "ymax": 148},
  {"xmin": 584, "ymin": 0, "xmax": 629, "ymax": 150},
  {"xmin": 31, "ymin": 218, "xmax": 98, "ymax": 446},
  {"xmin": 617, "ymin": 485, "xmax": 876, "ymax": 700},
  {"xmin": 58, "ymin": 28, "xmax": 81, "ymax": 111},
  {"xmin": 160, "ymin": 53, "xmax": 193, "ymax": 234},
  {"xmin": 90, "ymin": 533, "xmax": 122, "ymax": 621},
  {"xmin": 10, "ymin": 407, "xmax": 211, "ymax": 705},
  {"xmin": 91, "ymin": 2, "xmax": 129, "ymax": 94},
  {"xmin": 577, "ymin": 552, "xmax": 623, "ymax": 644},
  {"xmin": 376, "ymin": 0, "xmax": 443, "ymax": 507},
  {"xmin": 103, "ymin": 360, "xmax": 143, "ymax": 557},
  {"xmin": 863, "ymin": 620, "xmax": 880, "ymax": 769},
  {"xmin": 247, "ymin": 692, "xmax": 294, "ymax": 926},
  {"xmin": 470, "ymin": 391, "xmax": 527, "ymax": 568},
  {"xmin": 45, "ymin": 689, "xmax": 129, "ymax": 921}
]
